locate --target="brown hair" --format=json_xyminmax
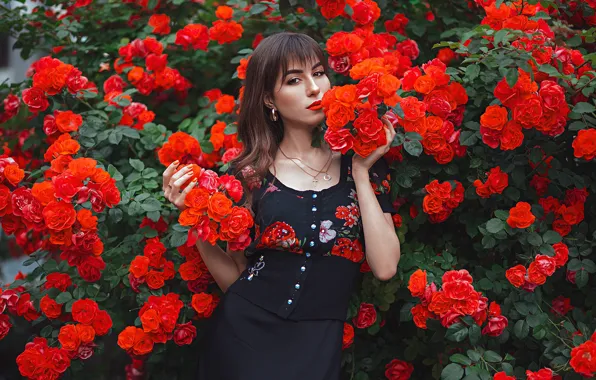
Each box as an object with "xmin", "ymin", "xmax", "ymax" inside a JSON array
[{"xmin": 229, "ymin": 32, "xmax": 329, "ymax": 198}]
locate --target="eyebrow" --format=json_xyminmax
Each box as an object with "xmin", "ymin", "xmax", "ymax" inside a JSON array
[{"xmin": 283, "ymin": 62, "xmax": 323, "ymax": 79}]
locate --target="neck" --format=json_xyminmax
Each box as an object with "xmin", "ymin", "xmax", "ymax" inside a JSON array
[{"xmin": 278, "ymin": 123, "xmax": 326, "ymax": 159}]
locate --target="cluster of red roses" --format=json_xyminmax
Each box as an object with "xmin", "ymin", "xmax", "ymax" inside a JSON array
[
  {"xmin": 480, "ymin": 76, "xmax": 569, "ymax": 151},
  {"xmin": 102, "ymin": 75, "xmax": 156, "ymax": 131},
  {"xmin": 15, "ymin": 299, "xmax": 112, "ymax": 379},
  {"xmin": 494, "ymin": 367, "xmax": 557, "ymax": 380},
  {"xmin": 408, "ymin": 269, "xmax": 508, "ymax": 337},
  {"xmin": 570, "ymin": 331, "xmax": 596, "ymax": 377},
  {"xmin": 114, "ymin": 37, "xmax": 191, "ymax": 98},
  {"xmin": 473, "ymin": 166, "xmax": 509, "ymax": 198},
  {"xmin": 0, "ymin": 94, "xmax": 21, "ymax": 123},
  {"xmin": 118, "ymin": 293, "xmax": 191, "ymax": 356},
  {"xmin": 1, "ymin": 149, "xmax": 119, "ymax": 281},
  {"xmin": 397, "ymin": 58, "xmax": 469, "ymax": 165},
  {"xmin": 539, "ymin": 187, "xmax": 588, "ymax": 237},
  {"xmin": 175, "ymin": 165, "xmax": 253, "ymax": 250},
  {"xmin": 177, "ymin": 243, "xmax": 213, "ymax": 293},
  {"xmin": 20, "ymin": 56, "xmax": 96, "ymax": 116},
  {"xmin": 128, "ymin": 237, "xmax": 175, "ymax": 291},
  {"xmin": 422, "ymin": 179, "xmax": 464, "ymax": 223},
  {"xmin": 505, "ymin": 243, "xmax": 569, "ymax": 291}
]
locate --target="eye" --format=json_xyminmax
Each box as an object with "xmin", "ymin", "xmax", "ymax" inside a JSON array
[
  {"xmin": 314, "ymin": 71, "xmax": 326, "ymax": 77},
  {"xmin": 287, "ymin": 78, "xmax": 300, "ymax": 85}
]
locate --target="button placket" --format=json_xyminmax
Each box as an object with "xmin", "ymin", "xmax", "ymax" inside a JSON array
[{"xmin": 283, "ymin": 192, "xmax": 319, "ymax": 313}]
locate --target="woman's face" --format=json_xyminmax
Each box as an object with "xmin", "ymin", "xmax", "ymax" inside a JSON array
[{"xmin": 267, "ymin": 57, "xmax": 331, "ymax": 128}]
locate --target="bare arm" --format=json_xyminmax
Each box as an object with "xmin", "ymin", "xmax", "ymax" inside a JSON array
[
  {"xmin": 195, "ymin": 240, "xmax": 248, "ymax": 293},
  {"xmin": 352, "ymin": 167, "xmax": 401, "ymax": 281},
  {"xmin": 162, "ymin": 160, "xmax": 248, "ymax": 293}
]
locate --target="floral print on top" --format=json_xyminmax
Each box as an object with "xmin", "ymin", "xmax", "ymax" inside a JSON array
[{"xmin": 230, "ymin": 153, "xmax": 396, "ymax": 264}]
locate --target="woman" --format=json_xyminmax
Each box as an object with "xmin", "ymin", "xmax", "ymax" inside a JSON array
[{"xmin": 162, "ymin": 32, "xmax": 401, "ymax": 380}]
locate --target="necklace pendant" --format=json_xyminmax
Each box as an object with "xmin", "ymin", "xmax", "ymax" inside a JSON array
[{"xmin": 323, "ymin": 174, "xmax": 332, "ymax": 181}]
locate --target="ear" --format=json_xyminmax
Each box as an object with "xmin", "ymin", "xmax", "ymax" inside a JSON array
[{"xmin": 263, "ymin": 94, "xmax": 275, "ymax": 109}]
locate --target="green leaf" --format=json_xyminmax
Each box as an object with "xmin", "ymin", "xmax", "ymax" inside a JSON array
[
  {"xmin": 441, "ymin": 363, "xmax": 464, "ymax": 380},
  {"xmin": 486, "ymin": 218, "xmax": 505, "ymax": 234},
  {"xmin": 119, "ymin": 127, "xmax": 140, "ymax": 139},
  {"xmin": 467, "ymin": 350, "xmax": 481, "ymax": 362},
  {"xmin": 568, "ymin": 121, "xmax": 586, "ymax": 131},
  {"xmin": 460, "ymin": 131, "xmax": 478, "ymax": 146},
  {"xmin": 576, "ymin": 269, "xmax": 589, "ymax": 288},
  {"xmin": 450, "ymin": 354, "xmax": 472, "ymax": 366},
  {"xmin": 582, "ymin": 259, "xmax": 596, "ymax": 273},
  {"xmin": 527, "ymin": 232, "xmax": 542, "ymax": 247},
  {"xmin": 446, "ymin": 323, "xmax": 469, "ymax": 342},
  {"xmin": 514, "ymin": 320, "xmax": 529, "ymax": 339},
  {"xmin": 56, "ymin": 292, "xmax": 73, "ymax": 304},
  {"xmin": 391, "ymin": 133, "xmax": 405, "ymax": 147},
  {"xmin": 129, "ymin": 159, "xmax": 145, "ymax": 172},
  {"xmin": 483, "ymin": 351, "xmax": 502, "ymax": 363},
  {"xmin": 249, "ymin": 3, "xmax": 268, "ymax": 14},
  {"xmin": 482, "ymin": 235, "xmax": 496, "ymax": 249},
  {"xmin": 469, "ymin": 323, "xmax": 481, "ymax": 346},
  {"xmin": 494, "ymin": 210, "xmax": 509, "ymax": 220},
  {"xmin": 477, "ymin": 278, "xmax": 493, "ymax": 290},
  {"xmin": 505, "ymin": 68, "xmax": 519, "ymax": 88},
  {"xmin": 465, "ymin": 65, "xmax": 480, "ymax": 81},
  {"xmin": 542, "ymin": 230, "xmax": 562, "ymax": 244},
  {"xmin": 405, "ymin": 132, "xmax": 423, "ymax": 141},
  {"xmin": 514, "ymin": 302, "xmax": 529, "ymax": 316},
  {"xmin": 170, "ymin": 231, "xmax": 188, "ymax": 247},
  {"xmin": 404, "ymin": 140, "xmax": 423, "ymax": 157},
  {"xmin": 572, "ymin": 102, "xmax": 596, "ymax": 114},
  {"xmin": 141, "ymin": 198, "xmax": 161, "ymax": 212}
]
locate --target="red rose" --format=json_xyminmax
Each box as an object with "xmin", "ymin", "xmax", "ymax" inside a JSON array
[
  {"xmin": 0, "ymin": 314, "xmax": 11, "ymax": 340},
  {"xmin": 92, "ymin": 310, "xmax": 113, "ymax": 336},
  {"xmin": 551, "ymin": 296, "xmax": 573, "ymax": 316},
  {"xmin": 384, "ymin": 359, "xmax": 414, "ymax": 380},
  {"xmin": 570, "ymin": 340, "xmax": 596, "ymax": 377},
  {"xmin": 353, "ymin": 303, "xmax": 377, "ymax": 329},
  {"xmin": 481, "ymin": 315, "xmax": 508, "ymax": 337},
  {"xmin": 77, "ymin": 256, "xmax": 105, "ymax": 282},
  {"xmin": 505, "ymin": 265, "xmax": 526, "ymax": 288},
  {"xmin": 173, "ymin": 322, "xmax": 197, "ymax": 346},
  {"xmin": 72, "ymin": 299, "xmax": 99, "ymax": 325},
  {"xmin": 526, "ymin": 368, "xmax": 553, "ymax": 380},
  {"xmin": 21, "ymin": 87, "xmax": 49, "ymax": 113},
  {"xmin": 353, "ymin": 109, "xmax": 384, "ymax": 143},
  {"xmin": 552, "ymin": 242, "xmax": 569, "ymax": 268},
  {"xmin": 324, "ymin": 128, "xmax": 355, "ymax": 155},
  {"xmin": 342, "ymin": 323, "xmax": 354, "ymax": 349},
  {"xmin": 40, "ymin": 295, "xmax": 62, "ymax": 319},
  {"xmin": 494, "ymin": 372, "xmax": 515, "ymax": 380}
]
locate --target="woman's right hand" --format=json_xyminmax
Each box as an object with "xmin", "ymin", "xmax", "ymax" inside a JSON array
[{"xmin": 162, "ymin": 161, "xmax": 198, "ymax": 211}]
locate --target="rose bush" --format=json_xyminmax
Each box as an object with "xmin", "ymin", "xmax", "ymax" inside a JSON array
[{"xmin": 1, "ymin": 0, "xmax": 595, "ymax": 379}]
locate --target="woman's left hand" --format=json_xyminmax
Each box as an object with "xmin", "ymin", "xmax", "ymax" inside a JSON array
[{"xmin": 352, "ymin": 116, "xmax": 396, "ymax": 172}]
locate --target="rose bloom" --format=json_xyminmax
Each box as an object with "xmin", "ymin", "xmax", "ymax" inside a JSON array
[
  {"xmin": 481, "ymin": 315, "xmax": 508, "ymax": 337},
  {"xmin": 353, "ymin": 303, "xmax": 377, "ymax": 329},
  {"xmin": 384, "ymin": 359, "xmax": 414, "ymax": 380},
  {"xmin": 507, "ymin": 202, "xmax": 536, "ymax": 229},
  {"xmin": 342, "ymin": 323, "xmax": 354, "ymax": 349}
]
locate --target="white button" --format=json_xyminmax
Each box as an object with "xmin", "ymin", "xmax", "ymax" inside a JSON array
[
  {"xmin": 300, "ymin": 266, "xmax": 306, "ymax": 272},
  {"xmin": 311, "ymin": 223, "xmax": 316, "ymax": 229},
  {"xmin": 306, "ymin": 252, "xmax": 311, "ymax": 258},
  {"xmin": 312, "ymin": 194, "xmax": 317, "ymax": 199},
  {"xmin": 312, "ymin": 206, "xmax": 317, "ymax": 212},
  {"xmin": 309, "ymin": 241, "xmax": 315, "ymax": 247},
  {"xmin": 295, "ymin": 284, "xmax": 300, "ymax": 289},
  {"xmin": 287, "ymin": 299, "xmax": 293, "ymax": 304}
]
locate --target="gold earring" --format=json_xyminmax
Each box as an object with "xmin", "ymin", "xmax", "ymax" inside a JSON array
[{"xmin": 271, "ymin": 108, "xmax": 278, "ymax": 121}]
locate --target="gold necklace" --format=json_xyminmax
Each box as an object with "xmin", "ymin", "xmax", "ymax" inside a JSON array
[{"xmin": 278, "ymin": 148, "xmax": 333, "ymax": 185}]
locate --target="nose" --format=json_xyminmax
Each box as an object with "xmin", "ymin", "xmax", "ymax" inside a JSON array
[{"xmin": 306, "ymin": 76, "xmax": 320, "ymax": 97}]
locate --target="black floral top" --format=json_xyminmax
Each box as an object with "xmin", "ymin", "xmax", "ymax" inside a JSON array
[{"xmin": 226, "ymin": 153, "xmax": 396, "ymax": 321}]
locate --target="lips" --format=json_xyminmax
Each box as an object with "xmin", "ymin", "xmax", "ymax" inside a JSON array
[{"xmin": 307, "ymin": 100, "xmax": 322, "ymax": 111}]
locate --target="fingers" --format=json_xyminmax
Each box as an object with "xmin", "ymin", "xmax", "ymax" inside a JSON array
[
  {"xmin": 173, "ymin": 178, "xmax": 198, "ymax": 209},
  {"xmin": 162, "ymin": 160, "xmax": 180, "ymax": 191},
  {"xmin": 169, "ymin": 171, "xmax": 194, "ymax": 196}
]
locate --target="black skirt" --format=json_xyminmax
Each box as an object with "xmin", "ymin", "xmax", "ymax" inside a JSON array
[{"xmin": 197, "ymin": 291, "xmax": 344, "ymax": 380}]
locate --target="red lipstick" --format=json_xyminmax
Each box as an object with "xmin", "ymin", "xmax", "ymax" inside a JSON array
[{"xmin": 307, "ymin": 100, "xmax": 322, "ymax": 111}]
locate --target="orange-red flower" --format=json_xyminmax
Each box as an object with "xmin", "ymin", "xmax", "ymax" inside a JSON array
[{"xmin": 507, "ymin": 201, "xmax": 535, "ymax": 229}]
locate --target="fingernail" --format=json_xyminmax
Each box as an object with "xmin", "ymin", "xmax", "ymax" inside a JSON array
[{"xmin": 173, "ymin": 160, "xmax": 179, "ymax": 165}]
